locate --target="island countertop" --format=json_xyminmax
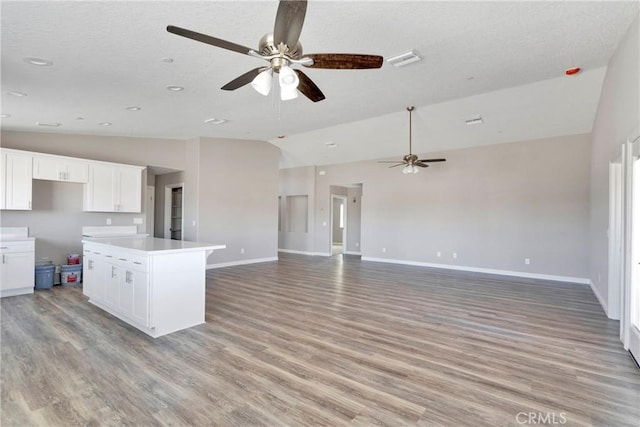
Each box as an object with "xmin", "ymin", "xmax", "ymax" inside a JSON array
[{"xmin": 82, "ymin": 236, "xmax": 225, "ymax": 255}]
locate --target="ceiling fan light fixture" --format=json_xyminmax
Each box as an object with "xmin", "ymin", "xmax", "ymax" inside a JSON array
[
  {"xmin": 402, "ymin": 164, "xmax": 419, "ymax": 174},
  {"xmin": 251, "ymin": 68, "xmax": 273, "ymax": 96},
  {"xmin": 280, "ymin": 86, "xmax": 299, "ymax": 101},
  {"xmin": 278, "ymin": 65, "xmax": 299, "ymax": 89}
]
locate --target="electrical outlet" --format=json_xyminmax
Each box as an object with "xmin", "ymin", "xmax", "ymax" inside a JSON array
[
  {"xmin": 452, "ymin": 252, "xmax": 457, "ymax": 259},
  {"xmin": 240, "ymin": 248, "xmax": 245, "ymax": 254},
  {"xmin": 355, "ymin": 242, "xmax": 359, "ymax": 247},
  {"xmin": 133, "ymin": 218, "xmax": 143, "ymax": 225},
  {"xmin": 106, "ymin": 218, "xmax": 112, "ymax": 225},
  {"xmin": 322, "ymin": 221, "xmax": 327, "ymax": 226},
  {"xmin": 524, "ymin": 258, "xmax": 530, "ymax": 265},
  {"xmin": 382, "ymin": 247, "xmax": 386, "ymax": 253},
  {"xmin": 437, "ymin": 251, "xmax": 441, "ymax": 257},
  {"xmin": 192, "ymin": 220, "xmax": 196, "ymax": 227}
]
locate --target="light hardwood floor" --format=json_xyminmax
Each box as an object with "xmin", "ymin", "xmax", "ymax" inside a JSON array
[{"xmin": 2, "ymin": 254, "xmax": 639, "ymax": 426}]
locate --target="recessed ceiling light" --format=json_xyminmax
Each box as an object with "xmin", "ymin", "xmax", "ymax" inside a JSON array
[
  {"xmin": 162, "ymin": 58, "xmax": 174, "ymax": 63},
  {"xmin": 204, "ymin": 118, "xmax": 227, "ymax": 125},
  {"xmin": 386, "ymin": 50, "xmax": 422, "ymax": 67},
  {"xmin": 277, "ymin": 135, "xmax": 286, "ymax": 139},
  {"xmin": 98, "ymin": 122, "xmax": 112, "ymax": 126},
  {"xmin": 23, "ymin": 57, "xmax": 53, "ymax": 66},
  {"xmin": 125, "ymin": 106, "xmax": 141, "ymax": 111},
  {"xmin": 36, "ymin": 122, "xmax": 61, "ymax": 127},
  {"xmin": 325, "ymin": 142, "xmax": 338, "ymax": 148},
  {"xmin": 7, "ymin": 91, "xmax": 27, "ymax": 97},
  {"xmin": 0, "ymin": 114, "xmax": 11, "ymax": 118},
  {"xmin": 166, "ymin": 85, "xmax": 184, "ymax": 91},
  {"xmin": 465, "ymin": 116, "xmax": 484, "ymax": 126},
  {"xmin": 466, "ymin": 76, "xmax": 475, "ymax": 80},
  {"xmin": 76, "ymin": 117, "xmax": 84, "ymax": 120},
  {"xmin": 565, "ymin": 67, "xmax": 581, "ymax": 76}
]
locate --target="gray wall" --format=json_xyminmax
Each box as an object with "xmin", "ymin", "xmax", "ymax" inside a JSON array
[
  {"xmin": 196, "ymin": 137, "xmax": 280, "ymax": 265},
  {"xmin": 589, "ymin": 13, "xmax": 639, "ymax": 311},
  {"xmin": 280, "ymin": 133, "xmax": 591, "ymax": 279},
  {"xmin": 346, "ymin": 186, "xmax": 362, "ymax": 253}
]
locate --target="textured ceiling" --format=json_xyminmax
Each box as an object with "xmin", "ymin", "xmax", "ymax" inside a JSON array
[{"xmin": 1, "ymin": 1, "xmax": 638, "ymax": 167}]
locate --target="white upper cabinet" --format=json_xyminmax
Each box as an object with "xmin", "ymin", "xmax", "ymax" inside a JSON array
[
  {"xmin": 1, "ymin": 149, "xmax": 33, "ymax": 210},
  {"xmin": 1, "ymin": 148, "xmax": 144, "ymax": 213},
  {"xmin": 84, "ymin": 163, "xmax": 143, "ymax": 213},
  {"xmin": 33, "ymin": 155, "xmax": 89, "ymax": 183}
]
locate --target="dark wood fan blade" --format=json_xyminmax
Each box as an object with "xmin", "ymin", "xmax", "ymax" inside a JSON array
[
  {"xmin": 221, "ymin": 68, "xmax": 265, "ymax": 91},
  {"xmin": 388, "ymin": 163, "xmax": 405, "ymax": 168},
  {"xmin": 294, "ymin": 70, "xmax": 325, "ymax": 102},
  {"xmin": 417, "ymin": 158, "xmax": 447, "ymax": 163},
  {"xmin": 415, "ymin": 162, "xmax": 430, "ymax": 168},
  {"xmin": 167, "ymin": 25, "xmax": 253, "ymax": 56},
  {"xmin": 273, "ymin": 0, "xmax": 307, "ymax": 50},
  {"xmin": 302, "ymin": 54, "xmax": 383, "ymax": 69}
]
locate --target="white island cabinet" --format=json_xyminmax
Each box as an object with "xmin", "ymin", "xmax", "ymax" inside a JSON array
[{"xmin": 82, "ymin": 237, "xmax": 225, "ymax": 338}]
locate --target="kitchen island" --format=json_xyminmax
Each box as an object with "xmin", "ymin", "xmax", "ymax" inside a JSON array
[{"xmin": 82, "ymin": 236, "xmax": 225, "ymax": 338}]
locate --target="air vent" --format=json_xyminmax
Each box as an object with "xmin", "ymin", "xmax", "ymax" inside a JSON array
[
  {"xmin": 386, "ymin": 50, "xmax": 422, "ymax": 67},
  {"xmin": 465, "ymin": 116, "xmax": 484, "ymax": 126}
]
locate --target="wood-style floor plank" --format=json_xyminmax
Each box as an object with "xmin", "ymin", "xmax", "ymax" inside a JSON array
[{"xmin": 1, "ymin": 253, "xmax": 639, "ymax": 426}]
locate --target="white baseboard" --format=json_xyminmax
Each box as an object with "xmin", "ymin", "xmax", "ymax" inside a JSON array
[
  {"xmin": 278, "ymin": 249, "xmax": 332, "ymax": 257},
  {"xmin": 278, "ymin": 249, "xmax": 315, "ymax": 256},
  {"xmin": 344, "ymin": 251, "xmax": 362, "ymax": 256},
  {"xmin": 587, "ymin": 280, "xmax": 609, "ymax": 316},
  {"xmin": 361, "ymin": 257, "xmax": 590, "ymax": 285},
  {"xmin": 207, "ymin": 257, "xmax": 278, "ymax": 269}
]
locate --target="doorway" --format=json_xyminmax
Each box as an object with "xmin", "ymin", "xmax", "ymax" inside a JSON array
[
  {"xmin": 331, "ymin": 195, "xmax": 347, "ymax": 255},
  {"xmin": 164, "ymin": 183, "xmax": 184, "ymax": 240}
]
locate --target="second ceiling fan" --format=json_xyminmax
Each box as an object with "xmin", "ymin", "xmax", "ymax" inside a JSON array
[
  {"xmin": 379, "ymin": 106, "xmax": 446, "ymax": 174},
  {"xmin": 167, "ymin": 0, "xmax": 383, "ymax": 102}
]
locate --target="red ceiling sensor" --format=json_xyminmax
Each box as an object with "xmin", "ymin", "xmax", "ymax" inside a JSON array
[{"xmin": 565, "ymin": 67, "xmax": 581, "ymax": 76}]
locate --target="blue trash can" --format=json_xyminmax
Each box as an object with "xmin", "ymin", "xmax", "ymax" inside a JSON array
[
  {"xmin": 34, "ymin": 264, "xmax": 55, "ymax": 290},
  {"xmin": 61, "ymin": 264, "xmax": 82, "ymax": 286}
]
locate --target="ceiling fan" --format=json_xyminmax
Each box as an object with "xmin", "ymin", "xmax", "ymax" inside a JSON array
[
  {"xmin": 379, "ymin": 106, "xmax": 446, "ymax": 174},
  {"xmin": 167, "ymin": 0, "xmax": 383, "ymax": 102}
]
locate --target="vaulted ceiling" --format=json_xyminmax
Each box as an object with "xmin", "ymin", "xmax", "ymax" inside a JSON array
[{"xmin": 2, "ymin": 1, "xmax": 638, "ymax": 168}]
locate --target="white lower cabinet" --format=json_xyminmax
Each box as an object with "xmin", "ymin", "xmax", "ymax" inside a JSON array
[
  {"xmin": 83, "ymin": 244, "xmax": 149, "ymax": 329},
  {"xmin": 0, "ymin": 240, "xmax": 35, "ymax": 297}
]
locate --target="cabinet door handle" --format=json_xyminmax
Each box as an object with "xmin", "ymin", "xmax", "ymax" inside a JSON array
[
  {"xmin": 105, "ymin": 255, "xmax": 113, "ymax": 258},
  {"xmin": 28, "ymin": 201, "xmax": 31, "ymax": 209},
  {"xmin": 2, "ymin": 254, "xmax": 5, "ymax": 264},
  {"xmin": 88, "ymin": 260, "xmax": 94, "ymax": 270},
  {"xmin": 111, "ymin": 265, "xmax": 117, "ymax": 278},
  {"xmin": 0, "ymin": 246, "xmax": 7, "ymax": 249},
  {"xmin": 59, "ymin": 171, "xmax": 63, "ymax": 180},
  {"xmin": 133, "ymin": 261, "xmax": 142, "ymax": 265},
  {"xmin": 118, "ymin": 258, "xmax": 127, "ymax": 261},
  {"xmin": 125, "ymin": 271, "xmax": 132, "ymax": 284}
]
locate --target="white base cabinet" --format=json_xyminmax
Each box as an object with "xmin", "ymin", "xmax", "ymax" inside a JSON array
[
  {"xmin": 0, "ymin": 240, "xmax": 35, "ymax": 297},
  {"xmin": 81, "ymin": 238, "xmax": 223, "ymax": 338}
]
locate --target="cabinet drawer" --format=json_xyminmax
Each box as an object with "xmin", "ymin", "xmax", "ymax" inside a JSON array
[
  {"xmin": 0, "ymin": 241, "xmax": 35, "ymax": 253},
  {"xmin": 129, "ymin": 255, "xmax": 148, "ymax": 272}
]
